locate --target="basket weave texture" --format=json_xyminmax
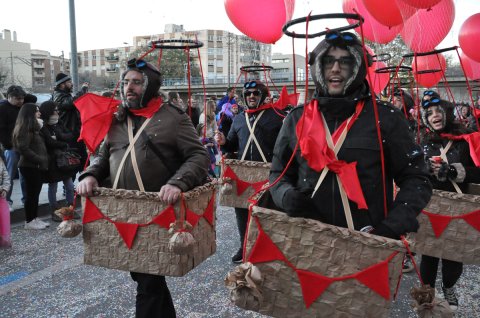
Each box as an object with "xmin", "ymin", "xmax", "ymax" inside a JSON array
[
  {"xmin": 234, "ymin": 205, "xmax": 405, "ymax": 318},
  {"xmin": 82, "ymin": 182, "xmax": 217, "ymax": 276},
  {"xmin": 409, "ymin": 189, "xmax": 480, "ymax": 264},
  {"xmin": 219, "ymin": 159, "xmax": 271, "ymax": 208}
]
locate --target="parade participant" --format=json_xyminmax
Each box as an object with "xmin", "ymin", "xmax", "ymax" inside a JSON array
[
  {"xmin": 52, "ymin": 73, "xmax": 89, "ymax": 180},
  {"xmin": 77, "ymin": 58, "xmax": 209, "ymax": 317},
  {"xmin": 0, "ymin": 152, "xmax": 11, "ymax": 247},
  {"xmin": 269, "ymin": 31, "xmax": 432, "ymax": 240},
  {"xmin": 216, "ymin": 87, "xmax": 237, "ymax": 113},
  {"xmin": 215, "ymin": 79, "xmax": 284, "ymax": 263},
  {"xmin": 419, "ymin": 96, "xmax": 480, "ymax": 311},
  {"xmin": 12, "ymin": 103, "xmax": 49, "ymax": 230},
  {"xmin": 0, "ymin": 85, "xmax": 27, "ymax": 210}
]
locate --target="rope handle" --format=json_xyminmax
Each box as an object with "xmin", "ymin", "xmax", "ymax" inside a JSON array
[{"xmin": 400, "ymin": 236, "xmax": 424, "ymax": 286}]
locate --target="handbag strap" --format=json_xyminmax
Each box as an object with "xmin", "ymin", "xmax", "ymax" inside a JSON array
[{"xmin": 112, "ymin": 116, "xmax": 151, "ymax": 190}]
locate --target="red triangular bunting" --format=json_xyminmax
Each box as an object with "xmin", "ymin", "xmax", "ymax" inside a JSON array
[
  {"xmin": 151, "ymin": 206, "xmax": 176, "ymax": 229},
  {"xmin": 186, "ymin": 208, "xmax": 202, "ymax": 227},
  {"xmin": 424, "ymin": 211, "xmax": 452, "ymax": 238},
  {"xmin": 83, "ymin": 198, "xmax": 104, "ymax": 224},
  {"xmin": 202, "ymin": 191, "xmax": 215, "ymax": 226},
  {"xmin": 114, "ymin": 222, "xmax": 139, "ymax": 249},
  {"xmin": 235, "ymin": 179, "xmax": 251, "ymax": 195},
  {"xmin": 462, "ymin": 209, "xmax": 480, "ymax": 232},
  {"xmin": 251, "ymin": 180, "xmax": 268, "ymax": 193},
  {"xmin": 355, "ymin": 258, "xmax": 391, "ymax": 300},
  {"xmin": 247, "ymin": 217, "xmax": 287, "ymax": 264},
  {"xmin": 296, "ymin": 269, "xmax": 334, "ymax": 308}
]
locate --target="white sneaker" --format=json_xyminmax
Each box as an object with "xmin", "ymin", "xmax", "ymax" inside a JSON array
[
  {"xmin": 35, "ymin": 218, "xmax": 50, "ymax": 227},
  {"xmin": 25, "ymin": 220, "xmax": 47, "ymax": 230}
]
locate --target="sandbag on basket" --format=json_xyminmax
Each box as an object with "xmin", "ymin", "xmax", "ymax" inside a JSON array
[
  {"xmin": 82, "ymin": 182, "xmax": 217, "ymax": 276},
  {"xmin": 227, "ymin": 196, "xmax": 406, "ymax": 318},
  {"xmin": 219, "ymin": 159, "xmax": 270, "ymax": 208},
  {"xmin": 409, "ymin": 188, "xmax": 480, "ymax": 264}
]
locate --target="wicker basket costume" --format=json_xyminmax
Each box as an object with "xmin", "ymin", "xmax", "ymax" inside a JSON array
[
  {"xmin": 226, "ymin": 192, "xmax": 406, "ymax": 318},
  {"xmin": 409, "ymin": 188, "xmax": 480, "ymax": 264},
  {"xmin": 82, "ymin": 182, "xmax": 217, "ymax": 276},
  {"xmin": 219, "ymin": 159, "xmax": 271, "ymax": 208}
]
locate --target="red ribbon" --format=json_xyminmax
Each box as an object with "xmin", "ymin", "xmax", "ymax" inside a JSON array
[
  {"xmin": 440, "ymin": 132, "xmax": 480, "ymax": 167},
  {"xmin": 246, "ymin": 216, "xmax": 398, "ymax": 308},
  {"xmin": 296, "ymin": 100, "xmax": 368, "ymax": 210},
  {"xmin": 129, "ymin": 97, "xmax": 163, "ymax": 118},
  {"xmin": 82, "ymin": 191, "xmax": 215, "ymax": 249},
  {"xmin": 422, "ymin": 208, "xmax": 480, "ymax": 238},
  {"xmin": 223, "ymin": 165, "xmax": 268, "ymax": 196}
]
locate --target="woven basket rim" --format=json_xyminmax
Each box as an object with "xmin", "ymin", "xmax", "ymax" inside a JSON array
[
  {"xmin": 92, "ymin": 180, "xmax": 217, "ymax": 201},
  {"xmin": 223, "ymin": 158, "xmax": 272, "ymax": 168},
  {"xmin": 433, "ymin": 188, "xmax": 480, "ymax": 203},
  {"xmin": 252, "ymin": 206, "xmax": 407, "ymax": 252}
]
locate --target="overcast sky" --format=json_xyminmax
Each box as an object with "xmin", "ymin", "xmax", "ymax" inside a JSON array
[{"xmin": 1, "ymin": 0, "xmax": 478, "ymax": 58}]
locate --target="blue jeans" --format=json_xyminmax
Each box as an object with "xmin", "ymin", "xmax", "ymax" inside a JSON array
[
  {"xmin": 48, "ymin": 177, "xmax": 74, "ymax": 209},
  {"xmin": 4, "ymin": 150, "xmax": 25, "ymax": 205}
]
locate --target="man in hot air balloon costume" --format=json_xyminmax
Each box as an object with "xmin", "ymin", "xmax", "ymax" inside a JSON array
[
  {"xmin": 269, "ymin": 30, "xmax": 432, "ymax": 240},
  {"xmin": 76, "ymin": 58, "xmax": 209, "ymax": 318}
]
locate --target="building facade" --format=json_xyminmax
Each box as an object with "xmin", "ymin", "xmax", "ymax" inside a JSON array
[
  {"xmin": 0, "ymin": 29, "xmax": 32, "ymax": 90},
  {"xmin": 31, "ymin": 49, "xmax": 69, "ymax": 93}
]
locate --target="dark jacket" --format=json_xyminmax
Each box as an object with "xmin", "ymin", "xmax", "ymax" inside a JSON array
[
  {"xmin": 53, "ymin": 87, "xmax": 87, "ymax": 139},
  {"xmin": 269, "ymin": 93, "xmax": 432, "ymax": 237},
  {"xmin": 0, "ymin": 100, "xmax": 21, "ymax": 150},
  {"xmin": 221, "ymin": 107, "xmax": 284, "ymax": 162},
  {"xmin": 16, "ymin": 128, "xmax": 48, "ymax": 171},
  {"xmin": 41, "ymin": 124, "xmax": 75, "ymax": 183},
  {"xmin": 80, "ymin": 102, "xmax": 209, "ymax": 192},
  {"xmin": 422, "ymin": 130, "xmax": 480, "ymax": 193}
]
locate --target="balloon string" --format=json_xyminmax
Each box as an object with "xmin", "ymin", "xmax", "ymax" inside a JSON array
[
  {"xmin": 292, "ymin": 34, "xmax": 297, "ymax": 95},
  {"xmin": 356, "ymin": 8, "xmax": 388, "ymax": 218},
  {"xmin": 303, "ymin": 12, "xmax": 312, "ymax": 106}
]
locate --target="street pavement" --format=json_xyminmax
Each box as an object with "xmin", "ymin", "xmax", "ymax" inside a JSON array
[{"xmin": 1, "ymin": 180, "xmax": 479, "ymax": 318}]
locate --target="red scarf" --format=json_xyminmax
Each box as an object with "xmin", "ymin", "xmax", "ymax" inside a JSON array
[
  {"xmin": 129, "ymin": 97, "xmax": 163, "ymax": 118},
  {"xmin": 244, "ymin": 103, "xmax": 273, "ymax": 114},
  {"xmin": 296, "ymin": 100, "xmax": 367, "ymax": 209},
  {"xmin": 440, "ymin": 132, "xmax": 480, "ymax": 167}
]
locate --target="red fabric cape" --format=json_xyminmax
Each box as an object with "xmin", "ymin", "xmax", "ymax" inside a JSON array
[{"xmin": 440, "ymin": 132, "xmax": 480, "ymax": 167}]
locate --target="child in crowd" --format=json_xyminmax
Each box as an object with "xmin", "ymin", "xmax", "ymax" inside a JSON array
[{"xmin": 0, "ymin": 152, "xmax": 12, "ymax": 247}]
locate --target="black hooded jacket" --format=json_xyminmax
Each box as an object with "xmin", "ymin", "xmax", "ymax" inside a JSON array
[{"xmin": 269, "ymin": 82, "xmax": 432, "ymax": 237}]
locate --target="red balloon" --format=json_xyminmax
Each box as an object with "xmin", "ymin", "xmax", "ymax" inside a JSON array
[
  {"xmin": 459, "ymin": 13, "xmax": 480, "ymax": 63},
  {"xmin": 342, "ymin": 0, "xmax": 402, "ymax": 44},
  {"xmin": 368, "ymin": 61, "xmax": 390, "ymax": 95},
  {"xmin": 459, "ymin": 51, "xmax": 480, "ymax": 81},
  {"xmin": 224, "ymin": 0, "xmax": 295, "ymax": 44},
  {"xmin": 400, "ymin": 0, "xmax": 441, "ymax": 9},
  {"xmin": 401, "ymin": 0, "xmax": 455, "ymax": 53},
  {"xmin": 362, "ymin": 0, "xmax": 415, "ymax": 27},
  {"xmin": 411, "ymin": 54, "xmax": 446, "ymax": 88}
]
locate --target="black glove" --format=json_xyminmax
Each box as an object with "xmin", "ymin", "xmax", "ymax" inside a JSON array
[
  {"xmin": 371, "ymin": 223, "xmax": 399, "ymax": 240},
  {"xmin": 437, "ymin": 162, "xmax": 457, "ymax": 182},
  {"xmin": 282, "ymin": 188, "xmax": 318, "ymax": 219}
]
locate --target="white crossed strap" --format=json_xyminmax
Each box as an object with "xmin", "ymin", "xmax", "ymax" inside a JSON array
[
  {"xmin": 311, "ymin": 112, "xmax": 357, "ymax": 231},
  {"xmin": 439, "ymin": 140, "xmax": 462, "ymax": 194},
  {"xmin": 112, "ymin": 116, "xmax": 152, "ymax": 191},
  {"xmin": 240, "ymin": 111, "xmax": 267, "ymax": 163}
]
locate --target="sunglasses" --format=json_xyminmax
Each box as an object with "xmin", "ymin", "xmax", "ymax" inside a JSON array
[
  {"xmin": 422, "ymin": 98, "xmax": 441, "ymax": 108},
  {"xmin": 322, "ymin": 56, "xmax": 354, "ymax": 69},
  {"xmin": 423, "ymin": 90, "xmax": 437, "ymax": 96},
  {"xmin": 244, "ymin": 90, "xmax": 261, "ymax": 97},
  {"xmin": 244, "ymin": 81, "xmax": 258, "ymax": 89},
  {"xmin": 127, "ymin": 58, "xmax": 147, "ymax": 69}
]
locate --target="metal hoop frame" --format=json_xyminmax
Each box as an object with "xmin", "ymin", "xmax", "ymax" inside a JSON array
[
  {"xmin": 148, "ymin": 39, "xmax": 203, "ymax": 49},
  {"xmin": 240, "ymin": 65, "xmax": 274, "ymax": 73},
  {"xmin": 375, "ymin": 66, "xmax": 413, "ymax": 74},
  {"xmin": 372, "ymin": 53, "xmax": 391, "ymax": 63},
  {"xmin": 282, "ymin": 13, "xmax": 363, "ymax": 39}
]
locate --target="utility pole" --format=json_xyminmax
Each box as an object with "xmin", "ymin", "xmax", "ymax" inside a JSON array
[
  {"xmin": 10, "ymin": 52, "xmax": 14, "ymax": 84},
  {"xmin": 69, "ymin": 0, "xmax": 79, "ymax": 93}
]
